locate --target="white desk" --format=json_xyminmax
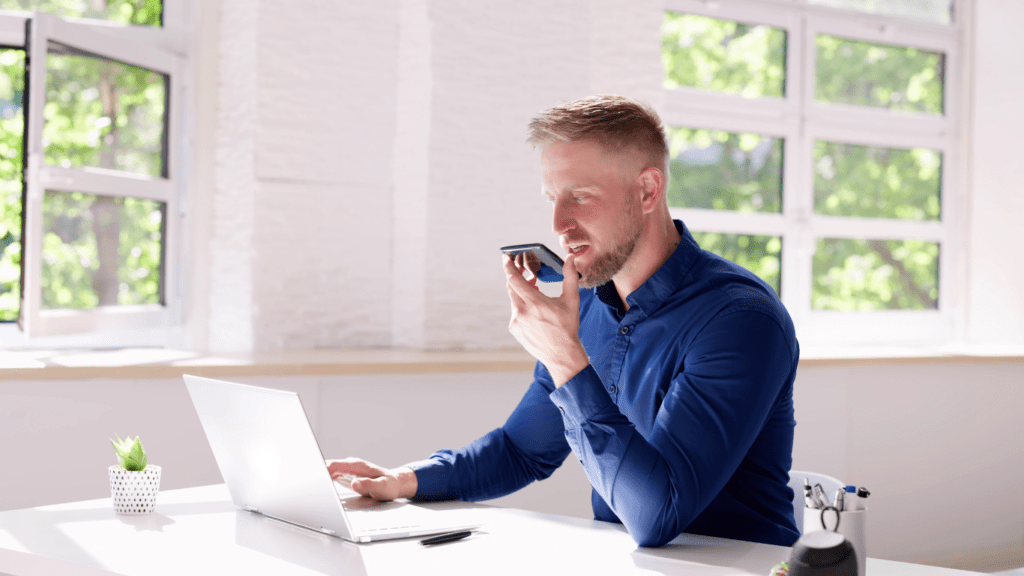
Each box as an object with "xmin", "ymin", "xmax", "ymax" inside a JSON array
[{"xmin": 0, "ymin": 485, "xmax": 981, "ymax": 576}]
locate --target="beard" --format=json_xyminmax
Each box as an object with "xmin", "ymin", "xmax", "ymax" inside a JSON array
[{"xmin": 575, "ymin": 198, "xmax": 643, "ymax": 289}]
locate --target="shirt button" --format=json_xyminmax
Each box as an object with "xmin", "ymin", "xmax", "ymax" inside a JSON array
[
  {"xmin": 620, "ymin": 326, "xmax": 630, "ymax": 335},
  {"xmin": 559, "ymin": 406, "xmax": 565, "ymax": 413},
  {"xmin": 609, "ymin": 385, "xmax": 617, "ymax": 394}
]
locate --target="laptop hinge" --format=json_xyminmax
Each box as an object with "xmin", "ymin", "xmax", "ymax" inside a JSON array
[
  {"xmin": 318, "ymin": 527, "xmax": 337, "ymax": 535},
  {"xmin": 241, "ymin": 504, "xmax": 259, "ymax": 514}
]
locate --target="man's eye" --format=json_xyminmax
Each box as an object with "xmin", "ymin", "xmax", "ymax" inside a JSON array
[{"xmin": 574, "ymin": 196, "xmax": 586, "ymax": 203}]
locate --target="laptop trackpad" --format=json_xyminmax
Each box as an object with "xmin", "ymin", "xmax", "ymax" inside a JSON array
[{"xmin": 340, "ymin": 494, "xmax": 410, "ymax": 512}]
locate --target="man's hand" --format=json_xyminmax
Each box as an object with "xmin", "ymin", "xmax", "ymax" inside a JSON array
[
  {"xmin": 326, "ymin": 458, "xmax": 418, "ymax": 501},
  {"xmin": 504, "ymin": 253, "xmax": 590, "ymax": 387}
]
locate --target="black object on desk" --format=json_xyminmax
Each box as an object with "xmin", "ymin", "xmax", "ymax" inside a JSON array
[
  {"xmin": 787, "ymin": 507, "xmax": 857, "ymax": 576},
  {"xmin": 420, "ymin": 531, "xmax": 472, "ymax": 546}
]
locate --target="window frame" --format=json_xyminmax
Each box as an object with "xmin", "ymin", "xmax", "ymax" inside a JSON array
[
  {"xmin": 0, "ymin": 4, "xmax": 187, "ymax": 346},
  {"xmin": 662, "ymin": 0, "xmax": 968, "ymax": 346}
]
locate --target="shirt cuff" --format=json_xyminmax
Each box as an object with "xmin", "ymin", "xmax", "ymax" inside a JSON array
[
  {"xmin": 549, "ymin": 364, "xmax": 614, "ymax": 427},
  {"xmin": 405, "ymin": 457, "xmax": 452, "ymax": 501}
]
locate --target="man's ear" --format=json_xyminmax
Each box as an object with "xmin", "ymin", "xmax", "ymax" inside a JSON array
[{"xmin": 637, "ymin": 167, "xmax": 665, "ymax": 213}]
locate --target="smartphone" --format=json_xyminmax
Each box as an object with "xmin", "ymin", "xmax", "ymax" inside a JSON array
[{"xmin": 500, "ymin": 243, "xmax": 564, "ymax": 282}]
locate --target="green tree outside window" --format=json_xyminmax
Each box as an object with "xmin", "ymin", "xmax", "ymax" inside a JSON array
[
  {"xmin": 663, "ymin": 11, "xmax": 946, "ymax": 311},
  {"xmin": 0, "ymin": 1, "xmax": 163, "ymax": 321}
]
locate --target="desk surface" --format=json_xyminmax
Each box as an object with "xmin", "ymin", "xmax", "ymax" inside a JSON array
[{"xmin": 0, "ymin": 485, "xmax": 981, "ymax": 576}]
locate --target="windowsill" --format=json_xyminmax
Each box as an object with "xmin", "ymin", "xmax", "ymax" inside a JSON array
[
  {"xmin": 0, "ymin": 344, "xmax": 1022, "ymax": 380},
  {"xmin": 0, "ymin": 348, "xmax": 540, "ymax": 380},
  {"xmin": 798, "ymin": 343, "xmax": 1024, "ymax": 367}
]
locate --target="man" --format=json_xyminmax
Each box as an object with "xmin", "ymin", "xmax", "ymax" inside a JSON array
[{"xmin": 329, "ymin": 95, "xmax": 800, "ymax": 548}]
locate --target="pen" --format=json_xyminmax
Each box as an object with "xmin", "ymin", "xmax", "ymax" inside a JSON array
[
  {"xmin": 813, "ymin": 483, "xmax": 828, "ymax": 510},
  {"xmin": 803, "ymin": 478, "xmax": 818, "ymax": 509},
  {"xmin": 420, "ymin": 530, "xmax": 473, "ymax": 546},
  {"xmin": 856, "ymin": 487, "xmax": 870, "ymax": 510}
]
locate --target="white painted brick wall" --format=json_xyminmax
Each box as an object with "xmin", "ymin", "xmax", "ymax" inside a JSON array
[
  {"xmin": 421, "ymin": 0, "xmax": 593, "ymax": 349},
  {"xmin": 589, "ymin": 0, "xmax": 665, "ymax": 106},
  {"xmin": 251, "ymin": 0, "xmax": 398, "ymax": 349},
  {"xmin": 967, "ymin": 0, "xmax": 1024, "ymax": 343},
  {"xmin": 212, "ymin": 0, "xmax": 400, "ymax": 350},
  {"xmin": 203, "ymin": 0, "xmax": 759, "ymax": 351},
  {"xmin": 391, "ymin": 0, "xmax": 432, "ymax": 349},
  {"xmin": 209, "ymin": 0, "xmax": 258, "ymax": 351}
]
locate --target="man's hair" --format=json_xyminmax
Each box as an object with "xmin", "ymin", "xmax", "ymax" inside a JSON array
[{"xmin": 527, "ymin": 95, "xmax": 669, "ymax": 175}]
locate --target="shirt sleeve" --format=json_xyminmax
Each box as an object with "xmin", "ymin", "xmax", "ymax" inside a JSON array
[
  {"xmin": 407, "ymin": 362, "xmax": 572, "ymax": 502},
  {"xmin": 550, "ymin": 309, "xmax": 796, "ymax": 547}
]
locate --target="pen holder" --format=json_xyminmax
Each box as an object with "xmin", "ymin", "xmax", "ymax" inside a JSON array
[{"xmin": 803, "ymin": 506, "xmax": 866, "ymax": 576}]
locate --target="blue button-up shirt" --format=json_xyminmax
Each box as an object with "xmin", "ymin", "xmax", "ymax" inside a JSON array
[{"xmin": 409, "ymin": 220, "xmax": 800, "ymax": 547}]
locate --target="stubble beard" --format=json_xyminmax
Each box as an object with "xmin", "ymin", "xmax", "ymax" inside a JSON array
[{"xmin": 576, "ymin": 199, "xmax": 643, "ymax": 289}]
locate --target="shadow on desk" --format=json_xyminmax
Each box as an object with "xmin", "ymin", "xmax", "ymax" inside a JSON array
[
  {"xmin": 234, "ymin": 510, "xmax": 367, "ymax": 576},
  {"xmin": 632, "ymin": 532, "xmax": 790, "ymax": 575}
]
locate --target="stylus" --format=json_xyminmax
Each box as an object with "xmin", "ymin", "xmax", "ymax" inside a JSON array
[{"xmin": 420, "ymin": 530, "xmax": 472, "ymax": 546}]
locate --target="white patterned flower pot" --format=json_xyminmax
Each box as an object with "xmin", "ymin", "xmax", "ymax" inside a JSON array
[{"xmin": 108, "ymin": 465, "xmax": 161, "ymax": 515}]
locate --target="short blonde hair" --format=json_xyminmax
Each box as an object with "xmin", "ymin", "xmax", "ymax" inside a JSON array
[{"xmin": 527, "ymin": 95, "xmax": 668, "ymax": 175}]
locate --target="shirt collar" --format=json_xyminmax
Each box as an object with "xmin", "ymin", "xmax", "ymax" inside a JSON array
[{"xmin": 594, "ymin": 220, "xmax": 700, "ymax": 318}]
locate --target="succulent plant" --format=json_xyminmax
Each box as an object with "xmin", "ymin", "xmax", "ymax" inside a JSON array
[{"xmin": 110, "ymin": 434, "xmax": 148, "ymax": 471}]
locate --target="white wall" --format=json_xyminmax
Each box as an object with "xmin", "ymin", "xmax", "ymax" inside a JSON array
[
  {"xmin": 192, "ymin": 0, "xmax": 674, "ymax": 352},
  {"xmin": 966, "ymin": 0, "xmax": 1024, "ymax": 344},
  {"xmin": 2, "ymin": 362, "xmax": 1022, "ymax": 571},
  {"xmin": 204, "ymin": 0, "xmax": 400, "ymax": 351}
]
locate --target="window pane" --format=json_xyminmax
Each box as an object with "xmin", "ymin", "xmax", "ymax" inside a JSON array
[
  {"xmin": 808, "ymin": 0, "xmax": 953, "ymax": 25},
  {"xmin": 693, "ymin": 232, "xmax": 781, "ymax": 295},
  {"xmin": 42, "ymin": 190, "xmax": 163, "ymax": 310},
  {"xmin": 0, "ymin": 0, "xmax": 163, "ymax": 26},
  {"xmin": 0, "ymin": 49, "xmax": 24, "ymax": 322},
  {"xmin": 663, "ymin": 12, "xmax": 787, "ymax": 98},
  {"xmin": 813, "ymin": 238, "xmax": 938, "ymax": 310},
  {"xmin": 814, "ymin": 141, "xmax": 941, "ymax": 221},
  {"xmin": 816, "ymin": 35, "xmax": 944, "ymax": 114},
  {"xmin": 45, "ymin": 41, "xmax": 167, "ymax": 178},
  {"xmin": 667, "ymin": 127, "xmax": 783, "ymax": 213}
]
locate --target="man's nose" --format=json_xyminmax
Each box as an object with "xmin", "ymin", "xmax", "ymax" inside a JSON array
[{"xmin": 552, "ymin": 199, "xmax": 575, "ymax": 235}]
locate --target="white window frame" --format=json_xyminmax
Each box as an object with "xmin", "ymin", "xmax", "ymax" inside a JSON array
[
  {"xmin": 662, "ymin": 0, "xmax": 968, "ymax": 346},
  {"xmin": 0, "ymin": 5, "xmax": 188, "ymax": 345}
]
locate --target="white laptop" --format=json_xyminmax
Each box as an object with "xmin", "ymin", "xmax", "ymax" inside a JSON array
[{"xmin": 183, "ymin": 374, "xmax": 480, "ymax": 542}]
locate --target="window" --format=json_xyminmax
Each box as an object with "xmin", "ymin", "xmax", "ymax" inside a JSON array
[
  {"xmin": 0, "ymin": 2, "xmax": 185, "ymax": 344},
  {"xmin": 662, "ymin": 0, "xmax": 963, "ymax": 345}
]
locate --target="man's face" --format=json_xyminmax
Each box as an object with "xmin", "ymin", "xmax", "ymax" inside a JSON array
[{"xmin": 540, "ymin": 139, "xmax": 644, "ymax": 289}]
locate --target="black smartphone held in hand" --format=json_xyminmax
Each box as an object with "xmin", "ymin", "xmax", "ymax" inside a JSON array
[{"xmin": 500, "ymin": 243, "xmax": 564, "ymax": 282}]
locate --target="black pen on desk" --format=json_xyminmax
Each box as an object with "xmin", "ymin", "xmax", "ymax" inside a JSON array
[{"xmin": 420, "ymin": 530, "xmax": 473, "ymax": 546}]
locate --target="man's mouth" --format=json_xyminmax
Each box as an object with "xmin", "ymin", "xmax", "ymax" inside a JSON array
[{"xmin": 567, "ymin": 244, "xmax": 589, "ymax": 256}]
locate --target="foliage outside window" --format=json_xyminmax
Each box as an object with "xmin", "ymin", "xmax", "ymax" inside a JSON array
[
  {"xmin": 816, "ymin": 35, "xmax": 944, "ymax": 114},
  {"xmin": 661, "ymin": 2, "xmax": 958, "ymax": 338},
  {"xmin": 0, "ymin": 50, "xmax": 23, "ymax": 321},
  {"xmin": 693, "ymin": 232, "xmax": 782, "ymax": 295},
  {"xmin": 663, "ymin": 12, "xmax": 787, "ymax": 99},
  {"xmin": 0, "ymin": 0, "xmax": 162, "ymax": 27},
  {"xmin": 0, "ymin": 2, "xmax": 174, "ymax": 339}
]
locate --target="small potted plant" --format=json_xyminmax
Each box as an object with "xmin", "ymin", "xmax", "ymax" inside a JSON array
[{"xmin": 108, "ymin": 434, "xmax": 161, "ymax": 514}]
